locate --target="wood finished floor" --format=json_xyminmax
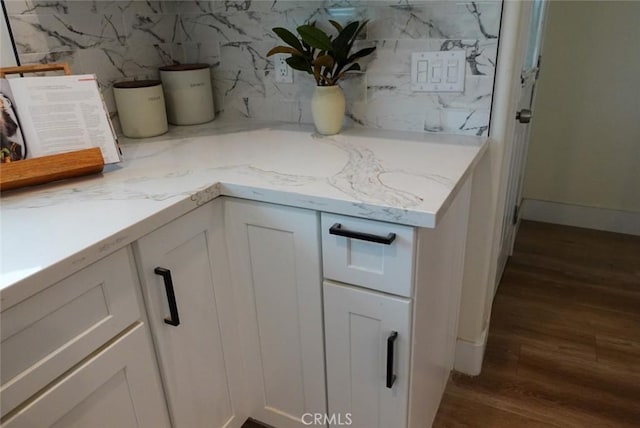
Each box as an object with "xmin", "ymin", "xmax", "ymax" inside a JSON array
[{"xmin": 433, "ymin": 220, "xmax": 640, "ymax": 427}]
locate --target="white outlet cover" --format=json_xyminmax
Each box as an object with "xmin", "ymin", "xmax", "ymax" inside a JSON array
[
  {"xmin": 274, "ymin": 54, "xmax": 293, "ymax": 84},
  {"xmin": 411, "ymin": 50, "xmax": 466, "ymax": 93}
]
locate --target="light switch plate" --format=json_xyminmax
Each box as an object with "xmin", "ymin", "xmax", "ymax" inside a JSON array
[{"xmin": 411, "ymin": 51, "xmax": 466, "ymax": 92}]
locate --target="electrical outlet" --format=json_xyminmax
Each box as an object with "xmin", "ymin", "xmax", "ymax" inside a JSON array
[{"xmin": 274, "ymin": 54, "xmax": 293, "ymax": 84}]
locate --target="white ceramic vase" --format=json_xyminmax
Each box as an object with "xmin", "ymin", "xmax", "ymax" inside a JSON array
[{"xmin": 311, "ymin": 85, "xmax": 345, "ymax": 135}]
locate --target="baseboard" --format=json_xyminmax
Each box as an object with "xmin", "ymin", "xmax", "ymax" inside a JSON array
[
  {"xmin": 521, "ymin": 199, "xmax": 640, "ymax": 236},
  {"xmin": 454, "ymin": 327, "xmax": 488, "ymax": 376}
]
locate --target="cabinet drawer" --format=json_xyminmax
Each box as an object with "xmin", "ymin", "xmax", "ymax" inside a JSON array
[
  {"xmin": 2, "ymin": 322, "xmax": 170, "ymax": 428},
  {"xmin": 0, "ymin": 247, "xmax": 141, "ymax": 416},
  {"xmin": 321, "ymin": 213, "xmax": 415, "ymax": 297}
]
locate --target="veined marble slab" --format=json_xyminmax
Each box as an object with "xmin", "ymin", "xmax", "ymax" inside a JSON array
[
  {"xmin": 8, "ymin": 0, "xmax": 501, "ymax": 136},
  {"xmin": 0, "ymin": 122, "xmax": 487, "ymax": 307}
]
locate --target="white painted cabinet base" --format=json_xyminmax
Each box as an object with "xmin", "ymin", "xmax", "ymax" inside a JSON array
[
  {"xmin": 322, "ymin": 177, "xmax": 472, "ymax": 428},
  {"xmin": 0, "ymin": 248, "xmax": 141, "ymax": 417},
  {"xmin": 225, "ymin": 199, "xmax": 326, "ymax": 428},
  {"xmin": 135, "ymin": 200, "xmax": 246, "ymax": 428},
  {"xmin": 2, "ymin": 323, "xmax": 170, "ymax": 428},
  {"xmin": 324, "ymin": 281, "xmax": 411, "ymax": 428}
]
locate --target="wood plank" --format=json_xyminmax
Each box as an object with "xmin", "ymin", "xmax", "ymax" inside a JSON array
[
  {"xmin": 0, "ymin": 148, "xmax": 104, "ymax": 191},
  {"xmin": 517, "ymin": 345, "xmax": 640, "ymax": 426},
  {"xmin": 442, "ymin": 372, "xmax": 623, "ymax": 428},
  {"xmin": 0, "ymin": 63, "xmax": 70, "ymax": 77},
  {"xmin": 497, "ymin": 265, "xmax": 640, "ymax": 320},
  {"xmin": 489, "ymin": 294, "xmax": 598, "ymax": 362},
  {"xmin": 596, "ymin": 334, "xmax": 640, "ymax": 375},
  {"xmin": 435, "ymin": 392, "xmax": 557, "ymax": 428}
]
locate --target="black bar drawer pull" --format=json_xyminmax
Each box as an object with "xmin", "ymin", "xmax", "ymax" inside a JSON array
[
  {"xmin": 386, "ymin": 331, "xmax": 398, "ymax": 389},
  {"xmin": 329, "ymin": 223, "xmax": 396, "ymax": 245},
  {"xmin": 154, "ymin": 267, "xmax": 180, "ymax": 327}
]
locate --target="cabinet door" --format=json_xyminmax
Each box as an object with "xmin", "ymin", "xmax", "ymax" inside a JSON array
[
  {"xmin": 1, "ymin": 248, "xmax": 141, "ymax": 417},
  {"xmin": 324, "ymin": 281, "xmax": 411, "ymax": 428},
  {"xmin": 225, "ymin": 199, "xmax": 326, "ymax": 428},
  {"xmin": 3, "ymin": 323, "xmax": 170, "ymax": 428},
  {"xmin": 135, "ymin": 200, "xmax": 245, "ymax": 428}
]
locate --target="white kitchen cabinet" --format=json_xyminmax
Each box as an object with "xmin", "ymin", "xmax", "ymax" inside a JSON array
[
  {"xmin": 0, "ymin": 246, "xmax": 168, "ymax": 428},
  {"xmin": 135, "ymin": 199, "xmax": 246, "ymax": 428},
  {"xmin": 324, "ymin": 281, "xmax": 412, "ymax": 428},
  {"xmin": 321, "ymin": 178, "xmax": 472, "ymax": 428},
  {"xmin": 2, "ymin": 322, "xmax": 170, "ymax": 428},
  {"xmin": 224, "ymin": 198, "xmax": 326, "ymax": 428},
  {"xmin": 0, "ymin": 247, "xmax": 142, "ymax": 417}
]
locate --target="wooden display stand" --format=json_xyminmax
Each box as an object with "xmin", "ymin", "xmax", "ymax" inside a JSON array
[
  {"xmin": 0, "ymin": 63, "xmax": 105, "ymax": 192},
  {"xmin": 0, "ymin": 147, "xmax": 104, "ymax": 191}
]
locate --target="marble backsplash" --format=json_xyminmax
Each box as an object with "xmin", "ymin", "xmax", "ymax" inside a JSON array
[{"xmin": 6, "ymin": 0, "xmax": 502, "ymax": 136}]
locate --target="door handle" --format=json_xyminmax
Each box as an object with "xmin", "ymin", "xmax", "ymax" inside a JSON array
[
  {"xmin": 329, "ymin": 223, "xmax": 396, "ymax": 245},
  {"xmin": 516, "ymin": 109, "xmax": 532, "ymax": 124},
  {"xmin": 154, "ymin": 267, "xmax": 181, "ymax": 326},
  {"xmin": 386, "ymin": 331, "xmax": 398, "ymax": 388}
]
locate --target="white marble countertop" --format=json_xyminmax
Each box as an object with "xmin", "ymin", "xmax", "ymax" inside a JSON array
[{"xmin": 0, "ymin": 121, "xmax": 487, "ymax": 307}]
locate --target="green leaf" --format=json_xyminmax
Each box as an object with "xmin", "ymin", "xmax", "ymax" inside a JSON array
[
  {"xmin": 337, "ymin": 21, "xmax": 360, "ymax": 45},
  {"xmin": 297, "ymin": 25, "xmax": 333, "ymax": 51},
  {"xmin": 332, "ymin": 21, "xmax": 359, "ymax": 62},
  {"xmin": 352, "ymin": 20, "xmax": 369, "ymax": 43},
  {"xmin": 266, "ymin": 46, "xmax": 302, "ymax": 57},
  {"xmin": 328, "ymin": 20, "xmax": 343, "ymax": 32},
  {"xmin": 347, "ymin": 46, "xmax": 376, "ymax": 63},
  {"xmin": 286, "ymin": 55, "xmax": 313, "ymax": 74},
  {"xmin": 272, "ymin": 27, "xmax": 304, "ymax": 52},
  {"xmin": 344, "ymin": 20, "xmax": 369, "ymax": 61}
]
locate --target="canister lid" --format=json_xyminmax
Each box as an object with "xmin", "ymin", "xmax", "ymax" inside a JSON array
[
  {"xmin": 113, "ymin": 80, "xmax": 162, "ymax": 89},
  {"xmin": 159, "ymin": 63, "xmax": 209, "ymax": 71}
]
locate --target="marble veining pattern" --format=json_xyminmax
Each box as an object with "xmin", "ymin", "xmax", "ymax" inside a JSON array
[
  {"xmin": 0, "ymin": 122, "xmax": 488, "ymax": 299},
  {"xmin": 7, "ymin": 0, "xmax": 502, "ymax": 136}
]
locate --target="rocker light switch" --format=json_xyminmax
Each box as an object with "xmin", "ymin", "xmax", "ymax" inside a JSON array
[
  {"xmin": 417, "ymin": 60, "xmax": 428, "ymax": 83},
  {"xmin": 446, "ymin": 61, "xmax": 458, "ymax": 83},
  {"xmin": 411, "ymin": 51, "xmax": 466, "ymax": 92},
  {"xmin": 431, "ymin": 61, "xmax": 443, "ymax": 83}
]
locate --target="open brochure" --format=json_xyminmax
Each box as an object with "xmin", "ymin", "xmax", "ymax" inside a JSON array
[{"xmin": 0, "ymin": 74, "xmax": 121, "ymax": 164}]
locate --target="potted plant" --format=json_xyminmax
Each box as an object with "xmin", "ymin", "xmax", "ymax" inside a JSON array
[{"xmin": 267, "ymin": 20, "xmax": 376, "ymax": 135}]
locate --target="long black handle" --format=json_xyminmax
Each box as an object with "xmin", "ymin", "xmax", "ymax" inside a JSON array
[
  {"xmin": 154, "ymin": 267, "xmax": 180, "ymax": 327},
  {"xmin": 329, "ymin": 223, "xmax": 396, "ymax": 245},
  {"xmin": 386, "ymin": 331, "xmax": 398, "ymax": 388}
]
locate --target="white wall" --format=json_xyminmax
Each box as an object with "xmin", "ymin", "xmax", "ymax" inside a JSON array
[{"xmin": 523, "ymin": 1, "xmax": 640, "ymax": 214}]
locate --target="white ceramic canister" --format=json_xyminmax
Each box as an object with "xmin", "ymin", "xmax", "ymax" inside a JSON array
[
  {"xmin": 159, "ymin": 64, "xmax": 215, "ymax": 125},
  {"xmin": 113, "ymin": 80, "xmax": 168, "ymax": 138}
]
